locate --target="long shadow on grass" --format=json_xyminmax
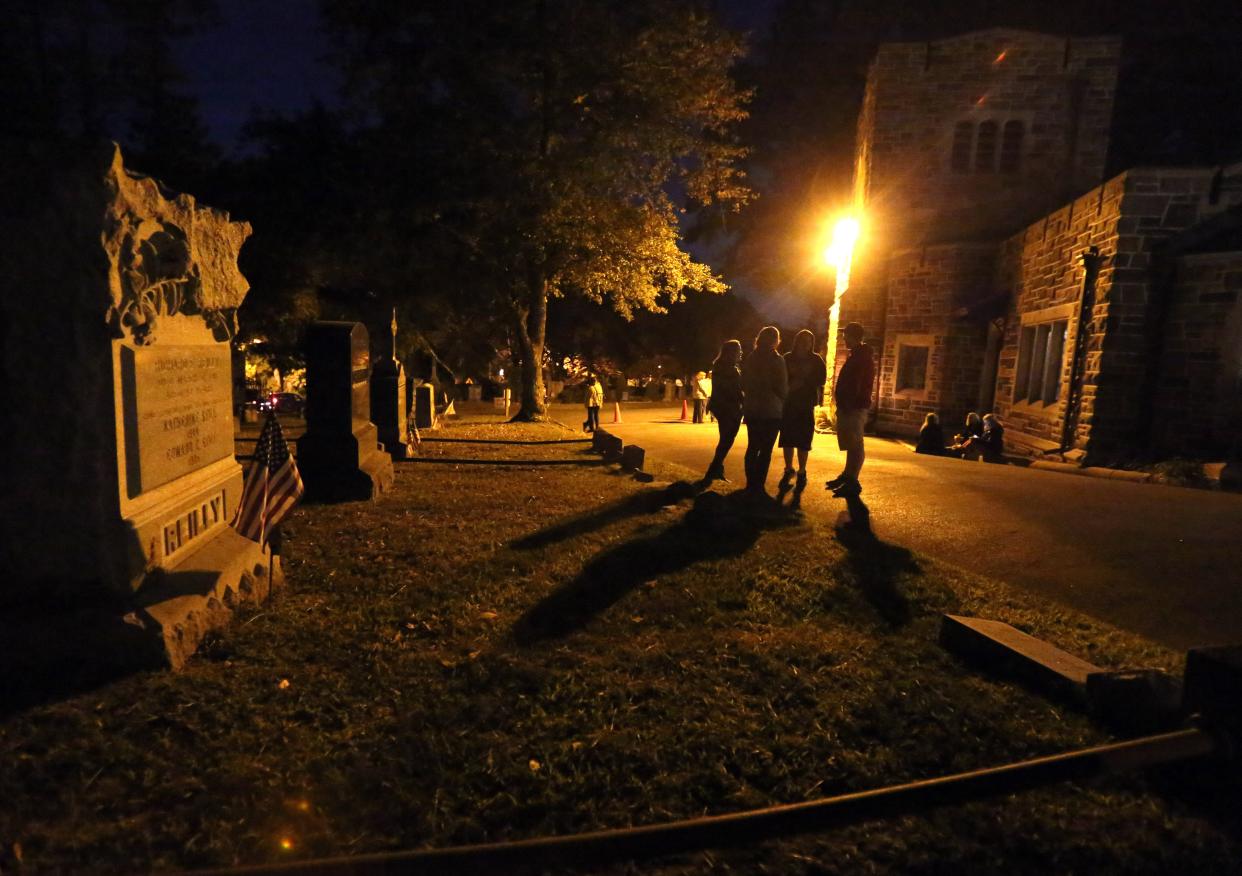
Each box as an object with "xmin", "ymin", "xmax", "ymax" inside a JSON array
[
  {"xmin": 514, "ymin": 491, "xmax": 796, "ymax": 644},
  {"xmin": 510, "ymin": 488, "xmax": 674, "ymax": 550},
  {"xmin": 834, "ymin": 499, "xmax": 920, "ymax": 628}
]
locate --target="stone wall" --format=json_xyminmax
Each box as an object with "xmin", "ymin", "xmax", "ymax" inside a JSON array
[
  {"xmin": 854, "ymin": 29, "xmax": 1120, "ymax": 247},
  {"xmin": 874, "ymin": 244, "xmax": 996, "ymax": 436},
  {"xmin": 994, "ymin": 165, "xmax": 1242, "ymax": 458},
  {"xmin": 1150, "ymin": 252, "xmax": 1242, "ymax": 458},
  {"xmin": 992, "ymin": 176, "xmax": 1125, "ymax": 450}
]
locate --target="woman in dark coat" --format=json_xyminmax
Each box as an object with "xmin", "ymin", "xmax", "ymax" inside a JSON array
[
  {"xmin": 777, "ymin": 329, "xmax": 827, "ymax": 491},
  {"xmin": 704, "ymin": 339, "xmax": 743, "ymax": 482}
]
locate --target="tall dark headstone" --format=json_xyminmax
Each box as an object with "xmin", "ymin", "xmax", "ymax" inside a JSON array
[
  {"xmin": 371, "ymin": 310, "xmax": 412, "ymax": 459},
  {"xmin": 372, "ymin": 357, "xmax": 411, "ymax": 459},
  {"xmin": 298, "ymin": 321, "xmax": 395, "ymax": 500}
]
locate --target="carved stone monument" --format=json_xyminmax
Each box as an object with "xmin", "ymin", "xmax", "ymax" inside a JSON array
[
  {"xmin": 371, "ymin": 310, "xmax": 412, "ymax": 460},
  {"xmin": 298, "ymin": 321, "xmax": 395, "ymax": 501},
  {"xmin": 0, "ymin": 141, "xmax": 276, "ymax": 676}
]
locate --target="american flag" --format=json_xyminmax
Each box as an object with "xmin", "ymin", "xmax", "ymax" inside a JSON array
[{"xmin": 232, "ymin": 411, "xmax": 304, "ymax": 545}]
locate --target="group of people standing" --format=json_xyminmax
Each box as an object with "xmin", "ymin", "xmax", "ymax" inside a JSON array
[{"xmin": 704, "ymin": 321, "xmax": 874, "ymax": 502}]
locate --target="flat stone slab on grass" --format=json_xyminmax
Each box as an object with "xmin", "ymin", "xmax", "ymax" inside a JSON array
[{"xmin": 940, "ymin": 614, "xmax": 1103, "ymax": 704}]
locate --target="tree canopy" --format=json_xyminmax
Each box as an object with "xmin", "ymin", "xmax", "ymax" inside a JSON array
[{"xmin": 323, "ymin": 0, "xmax": 753, "ymax": 418}]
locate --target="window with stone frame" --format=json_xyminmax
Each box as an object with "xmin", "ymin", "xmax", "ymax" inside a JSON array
[
  {"xmin": 1014, "ymin": 319, "xmax": 1068, "ymax": 405},
  {"xmin": 896, "ymin": 343, "xmax": 930, "ymax": 392},
  {"xmin": 999, "ymin": 120, "xmax": 1025, "ymax": 173},
  {"xmin": 951, "ymin": 122, "xmax": 973, "ymax": 172}
]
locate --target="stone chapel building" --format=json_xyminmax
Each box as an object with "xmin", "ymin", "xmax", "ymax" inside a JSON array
[{"xmin": 829, "ymin": 29, "xmax": 1242, "ymax": 462}]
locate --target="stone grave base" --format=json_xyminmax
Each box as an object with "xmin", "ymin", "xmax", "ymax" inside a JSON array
[
  {"xmin": 0, "ymin": 530, "xmax": 280, "ymax": 709},
  {"xmin": 136, "ymin": 527, "xmax": 282, "ymax": 670}
]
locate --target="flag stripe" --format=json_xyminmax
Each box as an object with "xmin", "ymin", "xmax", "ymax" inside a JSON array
[{"xmin": 231, "ymin": 411, "xmax": 304, "ymax": 545}]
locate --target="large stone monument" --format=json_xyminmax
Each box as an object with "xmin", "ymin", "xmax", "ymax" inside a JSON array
[
  {"xmin": 298, "ymin": 321, "xmax": 395, "ymax": 500},
  {"xmin": 0, "ymin": 141, "xmax": 275, "ymax": 675}
]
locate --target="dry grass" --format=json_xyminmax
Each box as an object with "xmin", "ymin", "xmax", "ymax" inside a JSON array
[{"xmin": 0, "ymin": 416, "xmax": 1236, "ymax": 874}]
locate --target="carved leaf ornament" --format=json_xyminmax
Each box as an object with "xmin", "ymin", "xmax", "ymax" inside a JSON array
[{"xmin": 111, "ymin": 218, "xmax": 236, "ymax": 344}]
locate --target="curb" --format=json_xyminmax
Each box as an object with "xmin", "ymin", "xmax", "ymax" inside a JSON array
[{"xmin": 1029, "ymin": 460, "xmax": 1152, "ymax": 483}]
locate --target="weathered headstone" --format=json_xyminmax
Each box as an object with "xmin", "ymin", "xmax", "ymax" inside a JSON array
[
  {"xmin": 413, "ymin": 383, "xmax": 436, "ymax": 430},
  {"xmin": 298, "ymin": 322, "xmax": 395, "ymax": 501},
  {"xmin": 372, "ymin": 356, "xmax": 411, "ymax": 459},
  {"xmin": 621, "ymin": 444, "xmax": 645, "ymax": 472},
  {"xmin": 0, "ymin": 141, "xmax": 273, "ymax": 672}
]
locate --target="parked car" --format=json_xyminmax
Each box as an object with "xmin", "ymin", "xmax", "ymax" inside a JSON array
[{"xmin": 264, "ymin": 392, "xmax": 305, "ymax": 415}]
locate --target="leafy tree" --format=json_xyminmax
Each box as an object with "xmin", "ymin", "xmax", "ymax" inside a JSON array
[{"xmin": 324, "ymin": 0, "xmax": 753, "ymax": 419}]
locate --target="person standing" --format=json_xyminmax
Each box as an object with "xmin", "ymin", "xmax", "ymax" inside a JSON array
[
  {"xmin": 741, "ymin": 326, "xmax": 788, "ymax": 497},
  {"xmin": 777, "ymin": 329, "xmax": 828, "ymax": 492},
  {"xmin": 704, "ymin": 340, "xmax": 743, "ymax": 482},
  {"xmin": 826, "ymin": 322, "xmax": 874, "ymax": 497},
  {"xmin": 583, "ymin": 373, "xmax": 603, "ymax": 432},
  {"xmin": 692, "ymin": 371, "xmax": 709, "ymax": 423}
]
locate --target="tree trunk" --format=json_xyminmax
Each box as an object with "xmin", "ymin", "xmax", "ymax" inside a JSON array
[{"xmin": 511, "ymin": 280, "xmax": 548, "ymax": 421}]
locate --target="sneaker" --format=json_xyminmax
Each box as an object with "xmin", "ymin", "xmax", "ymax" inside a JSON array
[
  {"xmin": 795, "ymin": 471, "xmax": 807, "ymax": 490},
  {"xmin": 778, "ymin": 467, "xmax": 796, "ymax": 489},
  {"xmin": 825, "ymin": 474, "xmax": 847, "ymax": 490},
  {"xmin": 832, "ymin": 479, "xmax": 862, "ymax": 498}
]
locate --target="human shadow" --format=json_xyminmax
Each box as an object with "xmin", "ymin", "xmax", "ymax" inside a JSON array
[
  {"xmin": 511, "ymin": 486, "xmax": 682, "ymax": 551},
  {"xmin": 833, "ymin": 495, "xmax": 920, "ymax": 628},
  {"xmin": 514, "ymin": 490, "xmax": 795, "ymax": 644}
]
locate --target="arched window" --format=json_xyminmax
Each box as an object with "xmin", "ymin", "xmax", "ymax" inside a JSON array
[
  {"xmin": 975, "ymin": 121, "xmax": 998, "ymax": 172},
  {"xmin": 1000, "ymin": 120, "xmax": 1025, "ymax": 173},
  {"xmin": 951, "ymin": 122, "xmax": 973, "ymax": 173}
]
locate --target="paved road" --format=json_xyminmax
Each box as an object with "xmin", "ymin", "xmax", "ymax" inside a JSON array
[{"xmin": 553, "ymin": 402, "xmax": 1242, "ymax": 651}]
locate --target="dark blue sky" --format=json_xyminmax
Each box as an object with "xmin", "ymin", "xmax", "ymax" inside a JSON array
[
  {"xmin": 176, "ymin": 0, "xmax": 778, "ymax": 152},
  {"xmin": 174, "ymin": 0, "xmax": 339, "ymax": 152}
]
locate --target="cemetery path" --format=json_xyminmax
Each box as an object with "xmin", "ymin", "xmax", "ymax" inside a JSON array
[{"xmin": 555, "ymin": 403, "xmax": 1242, "ymax": 651}]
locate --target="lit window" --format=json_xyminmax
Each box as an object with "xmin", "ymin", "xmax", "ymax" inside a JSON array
[
  {"xmin": 975, "ymin": 121, "xmax": 998, "ymax": 172},
  {"xmin": 1014, "ymin": 320, "xmax": 1068, "ymax": 404},
  {"xmin": 951, "ymin": 122, "xmax": 973, "ymax": 173},
  {"xmin": 1000, "ymin": 120, "xmax": 1024, "ymax": 173}
]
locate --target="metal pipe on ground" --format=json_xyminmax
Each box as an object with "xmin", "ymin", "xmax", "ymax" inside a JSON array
[{"xmin": 184, "ymin": 727, "xmax": 1225, "ymax": 876}]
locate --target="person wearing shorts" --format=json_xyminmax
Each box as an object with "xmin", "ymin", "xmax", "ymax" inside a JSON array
[{"xmin": 826, "ymin": 322, "xmax": 874, "ymax": 497}]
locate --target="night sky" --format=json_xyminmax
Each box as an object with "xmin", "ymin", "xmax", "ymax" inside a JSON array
[
  {"xmin": 174, "ymin": 0, "xmax": 779, "ymax": 152},
  {"xmin": 173, "ymin": 0, "xmax": 340, "ymax": 152}
]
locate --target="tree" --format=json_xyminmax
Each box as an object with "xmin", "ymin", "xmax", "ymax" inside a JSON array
[{"xmin": 324, "ymin": 0, "xmax": 753, "ymax": 419}]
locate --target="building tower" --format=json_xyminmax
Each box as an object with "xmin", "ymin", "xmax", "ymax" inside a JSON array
[{"xmin": 830, "ymin": 29, "xmax": 1121, "ymax": 436}]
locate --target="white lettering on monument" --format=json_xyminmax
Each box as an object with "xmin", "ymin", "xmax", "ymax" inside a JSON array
[
  {"xmin": 162, "ymin": 490, "xmax": 228, "ymax": 560},
  {"xmin": 129, "ymin": 345, "xmax": 234, "ymax": 493}
]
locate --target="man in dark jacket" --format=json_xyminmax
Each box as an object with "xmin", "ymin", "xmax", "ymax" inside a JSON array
[{"xmin": 826, "ymin": 322, "xmax": 874, "ymax": 497}]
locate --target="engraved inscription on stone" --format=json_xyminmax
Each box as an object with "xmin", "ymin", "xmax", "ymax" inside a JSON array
[
  {"xmin": 122, "ymin": 344, "xmax": 235, "ymax": 496},
  {"xmin": 162, "ymin": 490, "xmax": 228, "ymax": 561}
]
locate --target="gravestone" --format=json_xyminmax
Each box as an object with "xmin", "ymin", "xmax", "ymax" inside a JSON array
[
  {"xmin": 413, "ymin": 383, "xmax": 437, "ymax": 429},
  {"xmin": 298, "ymin": 322, "xmax": 395, "ymax": 501},
  {"xmin": 0, "ymin": 141, "xmax": 274, "ymax": 672},
  {"xmin": 372, "ymin": 356, "xmax": 411, "ymax": 459}
]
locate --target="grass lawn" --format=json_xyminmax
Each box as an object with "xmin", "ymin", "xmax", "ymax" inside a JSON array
[{"xmin": 1, "ymin": 416, "xmax": 1237, "ymax": 874}]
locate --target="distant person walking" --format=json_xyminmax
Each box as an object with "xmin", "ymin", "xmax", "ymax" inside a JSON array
[
  {"xmin": 741, "ymin": 325, "xmax": 788, "ymax": 497},
  {"xmin": 777, "ymin": 329, "xmax": 827, "ymax": 492},
  {"xmin": 826, "ymin": 322, "xmax": 874, "ymax": 498},
  {"xmin": 692, "ymin": 371, "xmax": 709, "ymax": 423},
  {"xmin": 914, "ymin": 412, "xmax": 947, "ymax": 455},
  {"xmin": 704, "ymin": 340, "xmax": 744, "ymax": 482},
  {"xmin": 583, "ymin": 374, "xmax": 604, "ymax": 432}
]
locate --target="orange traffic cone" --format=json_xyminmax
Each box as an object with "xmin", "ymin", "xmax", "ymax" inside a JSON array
[
  {"xmin": 612, "ymin": 401, "xmax": 622, "ymax": 424},
  {"xmin": 680, "ymin": 399, "xmax": 688, "ymax": 420}
]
